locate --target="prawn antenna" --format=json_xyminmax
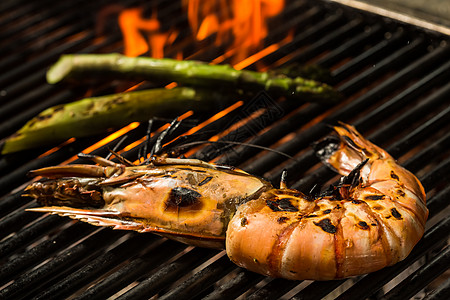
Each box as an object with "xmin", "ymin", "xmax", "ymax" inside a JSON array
[
  {"xmin": 170, "ymin": 140, "xmax": 297, "ymax": 162},
  {"xmin": 138, "ymin": 117, "xmax": 186, "ymax": 165},
  {"xmin": 150, "ymin": 117, "xmax": 184, "ymax": 157},
  {"xmin": 139, "ymin": 119, "xmax": 154, "ymax": 162},
  {"xmin": 107, "ymin": 149, "xmax": 134, "ymax": 166},
  {"xmin": 136, "ymin": 117, "xmax": 296, "ymax": 164},
  {"xmin": 106, "ymin": 135, "xmax": 128, "ymax": 160}
]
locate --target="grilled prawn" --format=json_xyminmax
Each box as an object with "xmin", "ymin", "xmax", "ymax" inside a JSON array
[{"xmin": 24, "ymin": 123, "xmax": 428, "ymax": 280}]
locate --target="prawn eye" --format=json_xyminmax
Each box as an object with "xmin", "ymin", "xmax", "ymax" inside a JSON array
[
  {"xmin": 166, "ymin": 187, "xmax": 202, "ymax": 208},
  {"xmin": 313, "ymin": 136, "xmax": 341, "ymax": 160}
]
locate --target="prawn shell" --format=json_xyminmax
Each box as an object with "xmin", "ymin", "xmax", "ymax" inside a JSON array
[
  {"xmin": 226, "ymin": 191, "xmax": 345, "ymax": 281},
  {"xmin": 354, "ymin": 183, "xmax": 425, "ymax": 259},
  {"xmin": 226, "ymin": 123, "xmax": 428, "ymax": 280},
  {"xmin": 25, "ymin": 123, "xmax": 429, "ymax": 281},
  {"xmin": 227, "ymin": 196, "xmax": 389, "ymax": 280},
  {"xmin": 337, "ymin": 201, "xmax": 390, "ymax": 277},
  {"xmin": 27, "ymin": 163, "xmax": 272, "ymax": 249},
  {"xmin": 279, "ymin": 204, "xmax": 340, "ymax": 280},
  {"xmin": 368, "ymin": 159, "xmax": 427, "ymax": 205}
]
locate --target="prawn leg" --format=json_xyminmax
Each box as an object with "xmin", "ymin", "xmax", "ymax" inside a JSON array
[
  {"xmin": 151, "ymin": 156, "xmax": 240, "ymax": 172},
  {"xmin": 77, "ymin": 153, "xmax": 119, "ymax": 167}
]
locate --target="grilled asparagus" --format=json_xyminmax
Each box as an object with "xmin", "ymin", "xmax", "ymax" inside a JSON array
[
  {"xmin": 47, "ymin": 54, "xmax": 342, "ymax": 103},
  {"xmin": 1, "ymin": 87, "xmax": 231, "ymax": 154}
]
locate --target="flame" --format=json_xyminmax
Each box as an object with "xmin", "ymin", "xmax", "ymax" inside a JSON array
[
  {"xmin": 61, "ymin": 122, "xmax": 141, "ymax": 165},
  {"xmin": 81, "ymin": 122, "xmax": 141, "ymax": 155},
  {"xmin": 118, "ymin": 8, "xmax": 177, "ymax": 58},
  {"xmin": 196, "ymin": 13, "xmax": 220, "ymax": 40},
  {"xmin": 119, "ymin": 8, "xmax": 158, "ymax": 57},
  {"xmin": 37, "ymin": 138, "xmax": 76, "ymax": 159},
  {"xmin": 185, "ymin": 0, "xmax": 284, "ymax": 64},
  {"xmin": 182, "ymin": 101, "xmax": 244, "ymax": 157},
  {"xmin": 80, "ymin": 1, "xmax": 288, "ymax": 164},
  {"xmin": 118, "ymin": 1, "xmax": 284, "ymax": 62},
  {"xmin": 184, "ymin": 100, "xmax": 244, "ymax": 137}
]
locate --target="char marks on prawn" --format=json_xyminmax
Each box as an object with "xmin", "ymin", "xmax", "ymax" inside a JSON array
[{"xmin": 24, "ymin": 121, "xmax": 428, "ymax": 281}]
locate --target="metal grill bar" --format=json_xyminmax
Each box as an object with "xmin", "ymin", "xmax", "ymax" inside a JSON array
[
  {"xmin": 243, "ymin": 36, "xmax": 430, "ymax": 176},
  {"xmin": 0, "ymin": 221, "xmax": 94, "ymax": 286},
  {"xmin": 32, "ymin": 234, "xmax": 155, "ymax": 300},
  {"xmin": 72, "ymin": 239, "xmax": 188, "ymax": 300},
  {"xmin": 330, "ymin": 27, "xmax": 407, "ymax": 83},
  {"xmin": 427, "ymin": 185, "xmax": 450, "ymax": 220},
  {"xmin": 0, "ymin": 0, "xmax": 448, "ymax": 299},
  {"xmin": 0, "ymin": 215, "xmax": 65, "ymax": 258},
  {"xmin": 283, "ymin": 18, "xmax": 363, "ymax": 64},
  {"xmin": 245, "ymin": 279, "xmax": 299, "ymax": 300},
  {"xmin": 315, "ymin": 23, "xmax": 384, "ymax": 68},
  {"xmin": 0, "ymin": 1, "xmax": 46, "ymax": 28},
  {"xmin": 157, "ymin": 254, "xmax": 235, "ymax": 300},
  {"xmin": 116, "ymin": 247, "xmax": 217, "ymax": 300},
  {"xmin": 0, "ymin": 203, "xmax": 39, "ymax": 239},
  {"xmin": 201, "ymin": 270, "xmax": 263, "ymax": 300},
  {"xmin": 290, "ymin": 280, "xmax": 346, "ymax": 300},
  {"xmin": 384, "ymin": 246, "xmax": 450, "ymax": 299},
  {"xmin": 0, "ymin": 228, "xmax": 124, "ymax": 299},
  {"xmin": 422, "ymin": 277, "xmax": 450, "ymax": 300},
  {"xmin": 402, "ymin": 131, "xmax": 450, "ymax": 174}
]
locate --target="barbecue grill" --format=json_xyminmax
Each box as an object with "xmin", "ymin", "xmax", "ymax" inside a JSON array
[{"xmin": 1, "ymin": 0, "xmax": 449, "ymax": 299}]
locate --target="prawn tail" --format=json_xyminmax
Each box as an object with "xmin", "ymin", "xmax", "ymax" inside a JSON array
[
  {"xmin": 26, "ymin": 206, "xmax": 145, "ymax": 231},
  {"xmin": 313, "ymin": 122, "xmax": 388, "ymax": 176}
]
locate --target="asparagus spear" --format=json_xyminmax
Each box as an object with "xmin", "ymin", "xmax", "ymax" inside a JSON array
[
  {"xmin": 47, "ymin": 54, "xmax": 342, "ymax": 103},
  {"xmin": 269, "ymin": 63, "xmax": 333, "ymax": 83},
  {"xmin": 1, "ymin": 87, "xmax": 231, "ymax": 155}
]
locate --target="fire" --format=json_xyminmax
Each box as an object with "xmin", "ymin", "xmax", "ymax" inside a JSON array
[
  {"xmin": 185, "ymin": 0, "xmax": 284, "ymax": 64},
  {"xmin": 182, "ymin": 101, "xmax": 245, "ymax": 157},
  {"xmin": 33, "ymin": 2, "xmax": 290, "ymax": 171},
  {"xmin": 84, "ymin": 1, "xmax": 288, "ymax": 163},
  {"xmin": 118, "ymin": 0, "xmax": 284, "ymax": 63},
  {"xmin": 118, "ymin": 7, "xmax": 177, "ymax": 58},
  {"xmin": 60, "ymin": 122, "xmax": 141, "ymax": 166}
]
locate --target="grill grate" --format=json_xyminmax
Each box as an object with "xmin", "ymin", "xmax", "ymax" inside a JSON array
[{"xmin": 1, "ymin": 0, "xmax": 449, "ymax": 299}]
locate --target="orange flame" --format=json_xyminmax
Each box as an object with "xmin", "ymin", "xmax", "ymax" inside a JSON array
[
  {"xmin": 118, "ymin": 1, "xmax": 284, "ymax": 62},
  {"xmin": 118, "ymin": 8, "xmax": 178, "ymax": 58},
  {"xmin": 185, "ymin": 0, "xmax": 284, "ymax": 64},
  {"xmin": 87, "ymin": 1, "xmax": 288, "ymax": 164},
  {"xmin": 61, "ymin": 122, "xmax": 141, "ymax": 165}
]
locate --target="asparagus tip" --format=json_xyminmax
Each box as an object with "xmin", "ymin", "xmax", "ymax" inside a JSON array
[{"xmin": 46, "ymin": 55, "xmax": 73, "ymax": 84}]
